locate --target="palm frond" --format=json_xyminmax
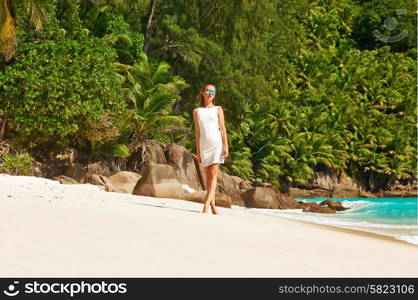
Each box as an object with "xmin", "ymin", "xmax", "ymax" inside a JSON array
[
  {"xmin": 27, "ymin": 0, "xmax": 47, "ymax": 32},
  {"xmin": 102, "ymin": 33, "xmax": 133, "ymax": 46},
  {"xmin": 145, "ymin": 92, "xmax": 177, "ymax": 114},
  {"xmin": 0, "ymin": 0, "xmax": 17, "ymax": 61}
]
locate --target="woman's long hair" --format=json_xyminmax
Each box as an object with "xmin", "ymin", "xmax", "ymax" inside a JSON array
[{"xmin": 196, "ymin": 84, "xmax": 216, "ymax": 107}]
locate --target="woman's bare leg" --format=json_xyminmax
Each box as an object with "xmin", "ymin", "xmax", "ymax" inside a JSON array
[
  {"xmin": 209, "ymin": 164, "xmax": 220, "ymax": 214},
  {"xmin": 202, "ymin": 163, "xmax": 219, "ymax": 214},
  {"xmin": 210, "ymin": 164, "xmax": 220, "ymax": 215},
  {"xmin": 202, "ymin": 166, "xmax": 211, "ymax": 213}
]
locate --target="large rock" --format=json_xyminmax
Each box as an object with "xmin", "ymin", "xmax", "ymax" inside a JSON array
[
  {"xmin": 52, "ymin": 175, "xmax": 79, "ymax": 185},
  {"xmin": 319, "ymin": 199, "xmax": 348, "ymax": 211},
  {"xmin": 404, "ymin": 191, "xmax": 417, "ymax": 198},
  {"xmin": 384, "ymin": 190, "xmax": 417, "ymax": 198},
  {"xmin": 132, "ymin": 162, "xmax": 185, "ymax": 199},
  {"xmin": 241, "ymin": 187, "xmax": 278, "ymax": 209},
  {"xmin": 299, "ymin": 202, "xmax": 336, "ymax": 213},
  {"xmin": 181, "ymin": 191, "xmax": 231, "ymax": 208},
  {"xmin": 45, "ymin": 155, "xmax": 122, "ymax": 182},
  {"xmin": 392, "ymin": 184, "xmax": 409, "ymax": 191},
  {"xmin": 289, "ymin": 173, "xmax": 365, "ymax": 200},
  {"xmin": 289, "ymin": 188, "xmax": 332, "ymax": 199},
  {"xmin": 217, "ymin": 170, "xmax": 252, "ymax": 207},
  {"xmin": 298, "ymin": 202, "xmax": 317, "ymax": 210},
  {"xmin": 83, "ymin": 173, "xmax": 115, "ymax": 192},
  {"xmin": 305, "ymin": 206, "xmax": 336, "ymax": 214},
  {"xmin": 108, "ymin": 171, "xmax": 142, "ymax": 194},
  {"xmin": 79, "ymin": 160, "xmax": 121, "ymax": 191},
  {"xmin": 339, "ymin": 173, "xmax": 361, "ymax": 189},
  {"xmin": 277, "ymin": 193, "xmax": 300, "ymax": 209},
  {"xmin": 127, "ymin": 140, "xmax": 167, "ymax": 174},
  {"xmin": 254, "ymin": 182, "xmax": 274, "ymax": 188},
  {"xmin": 227, "ymin": 189, "xmax": 246, "ymax": 207},
  {"xmin": 312, "ymin": 171, "xmax": 339, "ymax": 190},
  {"xmin": 83, "ymin": 161, "xmax": 113, "ymax": 178},
  {"xmin": 359, "ymin": 190, "xmax": 377, "ymax": 198},
  {"xmin": 46, "ymin": 162, "xmax": 86, "ymax": 182},
  {"xmin": 65, "ymin": 163, "xmax": 86, "ymax": 182},
  {"xmin": 289, "ymin": 188, "xmax": 312, "ymax": 199},
  {"xmin": 332, "ymin": 184, "xmax": 359, "ymax": 198},
  {"xmin": 165, "ymin": 143, "xmax": 205, "ymax": 192},
  {"xmin": 239, "ymin": 179, "xmax": 253, "ymax": 191}
]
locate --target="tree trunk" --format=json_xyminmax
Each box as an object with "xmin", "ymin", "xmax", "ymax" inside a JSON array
[
  {"xmin": 0, "ymin": 113, "xmax": 7, "ymax": 141},
  {"xmin": 144, "ymin": 0, "xmax": 157, "ymax": 54}
]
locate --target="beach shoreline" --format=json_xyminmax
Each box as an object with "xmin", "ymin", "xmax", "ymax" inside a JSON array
[
  {"xmin": 244, "ymin": 210, "xmax": 416, "ymax": 247},
  {"xmin": 292, "ymin": 219, "xmax": 416, "ymax": 247},
  {"xmin": 235, "ymin": 206, "xmax": 417, "ymax": 247},
  {"xmin": 0, "ymin": 174, "xmax": 417, "ymax": 277}
]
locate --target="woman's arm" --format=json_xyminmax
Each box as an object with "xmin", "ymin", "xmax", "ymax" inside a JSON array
[
  {"xmin": 217, "ymin": 107, "xmax": 228, "ymax": 150},
  {"xmin": 193, "ymin": 108, "xmax": 200, "ymax": 155}
]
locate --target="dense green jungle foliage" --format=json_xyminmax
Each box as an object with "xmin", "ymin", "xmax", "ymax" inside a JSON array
[{"xmin": 0, "ymin": 0, "xmax": 416, "ymax": 191}]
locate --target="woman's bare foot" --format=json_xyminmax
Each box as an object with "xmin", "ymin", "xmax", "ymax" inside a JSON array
[
  {"xmin": 202, "ymin": 202, "xmax": 210, "ymax": 213},
  {"xmin": 210, "ymin": 202, "xmax": 219, "ymax": 214}
]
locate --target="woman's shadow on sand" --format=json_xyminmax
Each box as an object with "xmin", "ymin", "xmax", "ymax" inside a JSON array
[{"xmin": 126, "ymin": 201, "xmax": 206, "ymax": 214}]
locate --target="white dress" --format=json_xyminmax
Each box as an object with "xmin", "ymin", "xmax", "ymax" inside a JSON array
[{"xmin": 197, "ymin": 106, "xmax": 225, "ymax": 167}]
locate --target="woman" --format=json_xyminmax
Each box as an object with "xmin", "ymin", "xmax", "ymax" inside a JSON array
[{"xmin": 193, "ymin": 84, "xmax": 229, "ymax": 214}]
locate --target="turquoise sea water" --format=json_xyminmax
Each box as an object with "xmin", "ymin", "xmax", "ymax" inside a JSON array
[{"xmin": 233, "ymin": 197, "xmax": 418, "ymax": 245}]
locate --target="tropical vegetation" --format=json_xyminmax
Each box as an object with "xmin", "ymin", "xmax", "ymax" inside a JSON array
[{"xmin": 0, "ymin": 0, "xmax": 416, "ymax": 192}]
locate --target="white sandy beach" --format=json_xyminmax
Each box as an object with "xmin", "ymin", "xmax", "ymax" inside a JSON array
[{"xmin": 0, "ymin": 174, "xmax": 417, "ymax": 277}]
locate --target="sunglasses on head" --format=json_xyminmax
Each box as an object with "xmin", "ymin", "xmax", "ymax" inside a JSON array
[{"xmin": 204, "ymin": 89, "xmax": 216, "ymax": 95}]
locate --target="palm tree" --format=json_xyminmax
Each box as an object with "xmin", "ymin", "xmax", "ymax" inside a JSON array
[
  {"xmin": 116, "ymin": 52, "xmax": 189, "ymax": 152},
  {"xmin": 225, "ymin": 126, "xmax": 254, "ymax": 180},
  {"xmin": 0, "ymin": 0, "xmax": 48, "ymax": 61}
]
